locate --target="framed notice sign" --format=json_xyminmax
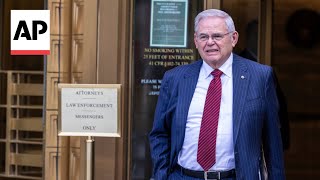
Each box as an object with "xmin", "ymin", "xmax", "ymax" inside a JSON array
[
  {"xmin": 58, "ymin": 84, "xmax": 121, "ymax": 137},
  {"xmin": 150, "ymin": 0, "xmax": 188, "ymax": 47}
]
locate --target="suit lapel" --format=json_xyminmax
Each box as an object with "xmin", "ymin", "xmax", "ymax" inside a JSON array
[
  {"xmin": 176, "ymin": 60, "xmax": 202, "ymax": 148},
  {"xmin": 232, "ymin": 55, "xmax": 250, "ymax": 144}
]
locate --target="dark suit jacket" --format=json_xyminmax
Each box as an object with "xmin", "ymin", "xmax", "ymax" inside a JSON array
[
  {"xmin": 149, "ymin": 54, "xmax": 285, "ymax": 180},
  {"xmin": 239, "ymin": 50, "xmax": 290, "ymax": 150}
]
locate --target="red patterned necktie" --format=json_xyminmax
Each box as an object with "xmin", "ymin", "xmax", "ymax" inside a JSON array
[{"xmin": 197, "ymin": 69, "xmax": 223, "ymax": 171}]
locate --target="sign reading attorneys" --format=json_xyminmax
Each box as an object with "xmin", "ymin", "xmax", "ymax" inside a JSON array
[{"xmin": 58, "ymin": 84, "xmax": 121, "ymax": 137}]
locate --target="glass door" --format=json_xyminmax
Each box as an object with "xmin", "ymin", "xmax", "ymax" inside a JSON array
[
  {"xmin": 132, "ymin": 0, "xmax": 203, "ymax": 179},
  {"xmin": 221, "ymin": 0, "xmax": 260, "ymax": 62}
]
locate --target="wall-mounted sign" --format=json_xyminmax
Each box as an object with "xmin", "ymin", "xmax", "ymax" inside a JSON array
[
  {"xmin": 58, "ymin": 84, "xmax": 121, "ymax": 137},
  {"xmin": 150, "ymin": 0, "xmax": 188, "ymax": 47}
]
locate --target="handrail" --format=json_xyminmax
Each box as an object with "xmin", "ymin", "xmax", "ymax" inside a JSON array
[{"xmin": 0, "ymin": 70, "xmax": 43, "ymax": 74}]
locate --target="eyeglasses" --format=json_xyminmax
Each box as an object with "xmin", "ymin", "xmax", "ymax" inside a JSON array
[{"xmin": 197, "ymin": 31, "xmax": 233, "ymax": 42}]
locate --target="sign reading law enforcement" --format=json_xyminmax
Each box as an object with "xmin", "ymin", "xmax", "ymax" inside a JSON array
[{"xmin": 58, "ymin": 84, "xmax": 121, "ymax": 137}]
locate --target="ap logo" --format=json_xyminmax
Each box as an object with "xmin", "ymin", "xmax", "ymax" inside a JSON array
[{"xmin": 11, "ymin": 10, "xmax": 50, "ymax": 55}]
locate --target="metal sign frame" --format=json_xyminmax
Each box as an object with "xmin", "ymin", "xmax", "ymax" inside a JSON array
[{"xmin": 58, "ymin": 84, "xmax": 121, "ymax": 137}]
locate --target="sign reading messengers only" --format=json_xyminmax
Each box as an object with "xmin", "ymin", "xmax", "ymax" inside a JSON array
[{"xmin": 58, "ymin": 84, "xmax": 121, "ymax": 137}]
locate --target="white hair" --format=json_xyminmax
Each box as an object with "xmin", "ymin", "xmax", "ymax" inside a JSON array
[{"xmin": 194, "ymin": 9, "xmax": 236, "ymax": 33}]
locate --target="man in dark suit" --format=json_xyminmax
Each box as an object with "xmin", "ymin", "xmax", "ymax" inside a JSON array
[{"xmin": 149, "ymin": 9, "xmax": 285, "ymax": 180}]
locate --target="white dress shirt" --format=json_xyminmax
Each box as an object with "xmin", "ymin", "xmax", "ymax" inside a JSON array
[{"xmin": 178, "ymin": 54, "xmax": 235, "ymax": 171}]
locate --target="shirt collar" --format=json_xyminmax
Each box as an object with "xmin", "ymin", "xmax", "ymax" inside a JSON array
[{"xmin": 202, "ymin": 53, "xmax": 233, "ymax": 78}]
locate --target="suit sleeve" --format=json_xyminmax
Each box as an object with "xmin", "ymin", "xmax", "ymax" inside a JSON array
[
  {"xmin": 149, "ymin": 72, "xmax": 172, "ymax": 180},
  {"xmin": 263, "ymin": 68, "xmax": 286, "ymax": 179}
]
